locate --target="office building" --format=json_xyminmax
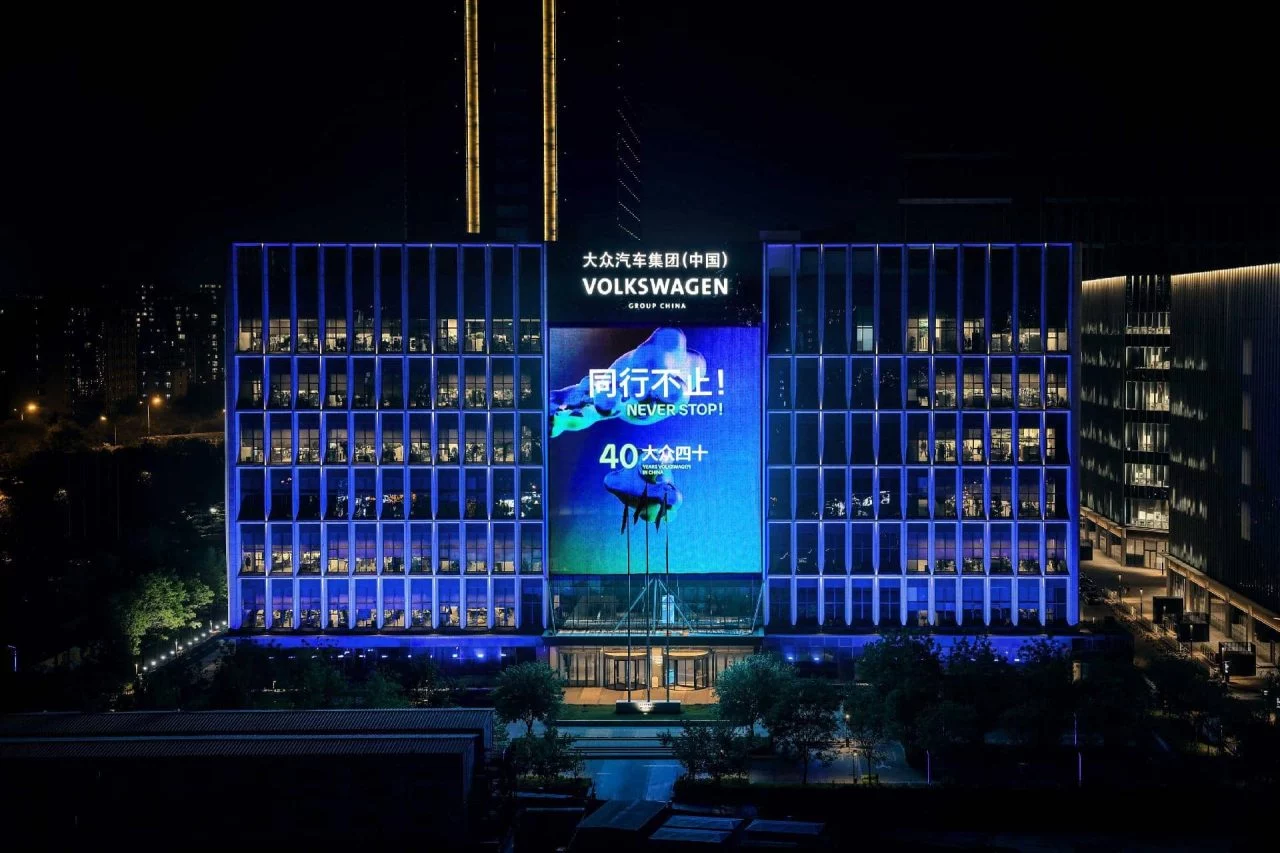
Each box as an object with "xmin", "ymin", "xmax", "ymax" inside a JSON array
[
  {"xmin": 1080, "ymin": 274, "xmax": 1170, "ymax": 568},
  {"xmin": 1166, "ymin": 263, "xmax": 1280, "ymax": 665},
  {"xmin": 761, "ymin": 243, "xmax": 1078, "ymax": 664},
  {"xmin": 228, "ymin": 243, "xmax": 547, "ymax": 663},
  {"xmin": 227, "ymin": 241, "xmax": 1080, "ymax": 687}
]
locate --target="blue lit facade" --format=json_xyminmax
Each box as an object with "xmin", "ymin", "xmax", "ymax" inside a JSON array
[
  {"xmin": 226, "ymin": 241, "xmax": 1080, "ymax": 672},
  {"xmin": 762, "ymin": 244, "xmax": 1079, "ymax": 651},
  {"xmin": 227, "ymin": 244, "xmax": 547, "ymax": 659}
]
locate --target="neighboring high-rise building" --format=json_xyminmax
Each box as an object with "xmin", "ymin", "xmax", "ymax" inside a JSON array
[
  {"xmin": 192, "ymin": 282, "xmax": 223, "ymax": 387},
  {"xmin": 0, "ymin": 294, "xmax": 50, "ymax": 417},
  {"xmin": 1166, "ymin": 263, "xmax": 1280, "ymax": 666},
  {"xmin": 461, "ymin": 0, "xmax": 639, "ymax": 244},
  {"xmin": 1080, "ymin": 274, "xmax": 1171, "ymax": 569},
  {"xmin": 63, "ymin": 304, "xmax": 106, "ymax": 413},
  {"xmin": 226, "ymin": 240, "xmax": 1080, "ymax": 685},
  {"xmin": 103, "ymin": 307, "xmax": 138, "ymax": 408}
]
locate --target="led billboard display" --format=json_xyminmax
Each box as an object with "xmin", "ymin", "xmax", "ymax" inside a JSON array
[{"xmin": 547, "ymin": 325, "xmax": 761, "ymax": 574}]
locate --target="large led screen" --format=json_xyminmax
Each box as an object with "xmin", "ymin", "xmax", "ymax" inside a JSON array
[{"xmin": 548, "ymin": 326, "xmax": 761, "ymax": 574}]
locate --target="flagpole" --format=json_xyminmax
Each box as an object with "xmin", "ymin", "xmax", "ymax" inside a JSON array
[
  {"xmin": 626, "ymin": 512, "xmax": 632, "ymax": 702},
  {"xmin": 665, "ymin": 505, "xmax": 671, "ymax": 702},
  {"xmin": 645, "ymin": 517, "xmax": 651, "ymax": 703}
]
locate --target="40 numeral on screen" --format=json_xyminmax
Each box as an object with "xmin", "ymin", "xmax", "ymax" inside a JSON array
[{"xmin": 598, "ymin": 443, "xmax": 640, "ymax": 469}]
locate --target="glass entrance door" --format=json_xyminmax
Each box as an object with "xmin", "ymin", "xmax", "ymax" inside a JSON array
[{"xmin": 665, "ymin": 651, "xmax": 710, "ymax": 689}]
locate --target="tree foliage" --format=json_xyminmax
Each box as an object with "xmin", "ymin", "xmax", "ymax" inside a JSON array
[
  {"xmin": 766, "ymin": 678, "xmax": 840, "ymax": 784},
  {"xmin": 114, "ymin": 573, "xmax": 215, "ymax": 655},
  {"xmin": 659, "ymin": 721, "xmax": 751, "ymax": 784},
  {"xmin": 493, "ymin": 662, "xmax": 564, "ymax": 736},
  {"xmin": 842, "ymin": 685, "xmax": 889, "ymax": 782},
  {"xmin": 509, "ymin": 728, "xmax": 583, "ymax": 785},
  {"xmin": 714, "ymin": 654, "xmax": 795, "ymax": 738},
  {"xmin": 855, "ymin": 631, "xmax": 943, "ymax": 751}
]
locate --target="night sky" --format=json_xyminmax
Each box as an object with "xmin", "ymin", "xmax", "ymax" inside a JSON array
[{"xmin": 1, "ymin": 4, "xmax": 1271, "ymax": 296}]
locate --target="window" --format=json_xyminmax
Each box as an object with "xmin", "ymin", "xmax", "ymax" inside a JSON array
[
  {"xmin": 935, "ymin": 362, "xmax": 956, "ymax": 408},
  {"xmin": 383, "ymin": 527, "xmax": 404, "ymax": 573},
  {"xmin": 1242, "ymin": 447, "xmax": 1251, "ymax": 486},
  {"xmin": 268, "ymin": 318, "xmax": 291, "ymax": 353},
  {"xmin": 990, "ymin": 363, "xmax": 1013, "ymax": 407},
  {"xmin": 464, "ymin": 318, "xmax": 486, "ymax": 353},
  {"xmin": 240, "ymin": 424, "xmax": 264, "ymax": 464},
  {"xmin": 326, "ymin": 318, "xmax": 347, "ymax": 352},
  {"xmin": 410, "ymin": 580, "xmax": 432, "ymax": 628},
  {"xmin": 1242, "ymin": 392, "xmax": 1251, "ymax": 431},
  {"xmin": 991, "ymin": 425, "xmax": 1012, "ymax": 463},
  {"xmin": 271, "ymin": 527, "xmax": 292, "ymax": 574},
  {"xmin": 962, "ymin": 426, "xmax": 984, "ymax": 463},
  {"xmin": 521, "ymin": 524, "xmax": 542, "ymax": 573},
  {"xmin": 1018, "ymin": 363, "xmax": 1041, "ymax": 408},
  {"xmin": 270, "ymin": 425, "xmax": 291, "ymax": 464},
  {"xmin": 382, "ymin": 422, "xmax": 403, "ymax": 463},
  {"xmin": 493, "ymin": 524, "xmax": 515, "ymax": 573},
  {"xmin": 438, "ymin": 418, "xmax": 459, "ymax": 463},
  {"xmin": 493, "ymin": 366, "xmax": 515, "ymax": 407},
  {"xmin": 299, "ymin": 528, "xmax": 321, "ymax": 573},
  {"xmin": 326, "ymin": 528, "xmax": 348, "ymax": 574},
  {"xmin": 962, "ymin": 363, "xmax": 984, "ymax": 408},
  {"xmin": 353, "ymin": 423, "xmax": 376, "ymax": 464},
  {"xmin": 962, "ymin": 580, "xmax": 984, "ymax": 624},
  {"xmin": 297, "ymin": 426, "xmax": 319, "ymax": 464},
  {"xmin": 409, "ymin": 423, "xmax": 430, "ymax": 463},
  {"xmin": 466, "ymin": 581, "xmax": 488, "ymax": 628},
  {"xmin": 1018, "ymin": 425, "xmax": 1040, "ymax": 463},
  {"xmin": 383, "ymin": 580, "xmax": 405, "ymax": 628},
  {"xmin": 1125, "ymin": 381, "xmax": 1169, "ymax": 411},
  {"xmin": 354, "ymin": 580, "xmax": 376, "ymax": 628},
  {"xmin": 1241, "ymin": 501, "xmax": 1251, "ymax": 540},
  {"xmin": 464, "ymin": 364, "xmax": 487, "ymax": 407},
  {"xmin": 466, "ymin": 524, "xmax": 487, "ymax": 573},
  {"xmin": 963, "ymin": 318, "xmax": 984, "ymax": 352},
  {"xmin": 327, "ymin": 581, "xmax": 349, "ymax": 629},
  {"xmin": 298, "ymin": 369, "xmax": 319, "ymax": 408},
  {"xmin": 1125, "ymin": 463, "xmax": 1168, "ymax": 487},
  {"xmin": 463, "ymin": 420, "xmax": 486, "ymax": 466},
  {"xmin": 325, "ymin": 421, "xmax": 348, "ymax": 463},
  {"xmin": 494, "ymin": 580, "xmax": 516, "ymax": 628},
  {"xmin": 241, "ymin": 526, "xmax": 265, "ymax": 574},
  {"xmin": 437, "ymin": 524, "xmax": 460, "ymax": 573},
  {"xmin": 437, "ymin": 318, "xmax": 458, "ymax": 352},
  {"xmin": 354, "ymin": 526, "xmax": 376, "ymax": 573},
  {"xmin": 436, "ymin": 361, "xmax": 459, "ymax": 407},
  {"xmin": 962, "ymin": 472, "xmax": 984, "ymax": 519},
  {"xmin": 239, "ymin": 317, "xmax": 263, "ymax": 352},
  {"xmin": 962, "ymin": 525, "xmax": 984, "ymax": 573},
  {"xmin": 990, "ymin": 472, "xmax": 1012, "ymax": 519}
]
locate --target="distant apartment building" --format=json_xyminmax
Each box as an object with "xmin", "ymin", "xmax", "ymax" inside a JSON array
[
  {"xmin": 1080, "ymin": 274, "xmax": 1170, "ymax": 569},
  {"xmin": 0, "ymin": 294, "xmax": 52, "ymax": 417}
]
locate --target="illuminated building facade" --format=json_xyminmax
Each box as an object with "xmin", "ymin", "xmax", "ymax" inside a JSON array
[
  {"xmin": 226, "ymin": 240, "xmax": 1080, "ymax": 676},
  {"xmin": 227, "ymin": 243, "xmax": 547, "ymax": 662},
  {"xmin": 1166, "ymin": 263, "xmax": 1280, "ymax": 665},
  {"xmin": 761, "ymin": 243, "xmax": 1079, "ymax": 663},
  {"xmin": 1080, "ymin": 274, "xmax": 1171, "ymax": 568}
]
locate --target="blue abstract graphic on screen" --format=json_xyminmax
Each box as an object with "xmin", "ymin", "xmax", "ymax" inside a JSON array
[{"xmin": 548, "ymin": 326, "xmax": 761, "ymax": 574}]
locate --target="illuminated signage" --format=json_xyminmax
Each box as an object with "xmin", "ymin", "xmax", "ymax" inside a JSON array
[{"xmin": 579, "ymin": 250, "xmax": 732, "ymax": 305}]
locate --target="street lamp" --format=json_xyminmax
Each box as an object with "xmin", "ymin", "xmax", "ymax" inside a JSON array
[
  {"xmin": 146, "ymin": 395, "xmax": 162, "ymax": 436},
  {"xmin": 19, "ymin": 402, "xmax": 36, "ymax": 421},
  {"xmin": 99, "ymin": 414, "xmax": 118, "ymax": 445}
]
